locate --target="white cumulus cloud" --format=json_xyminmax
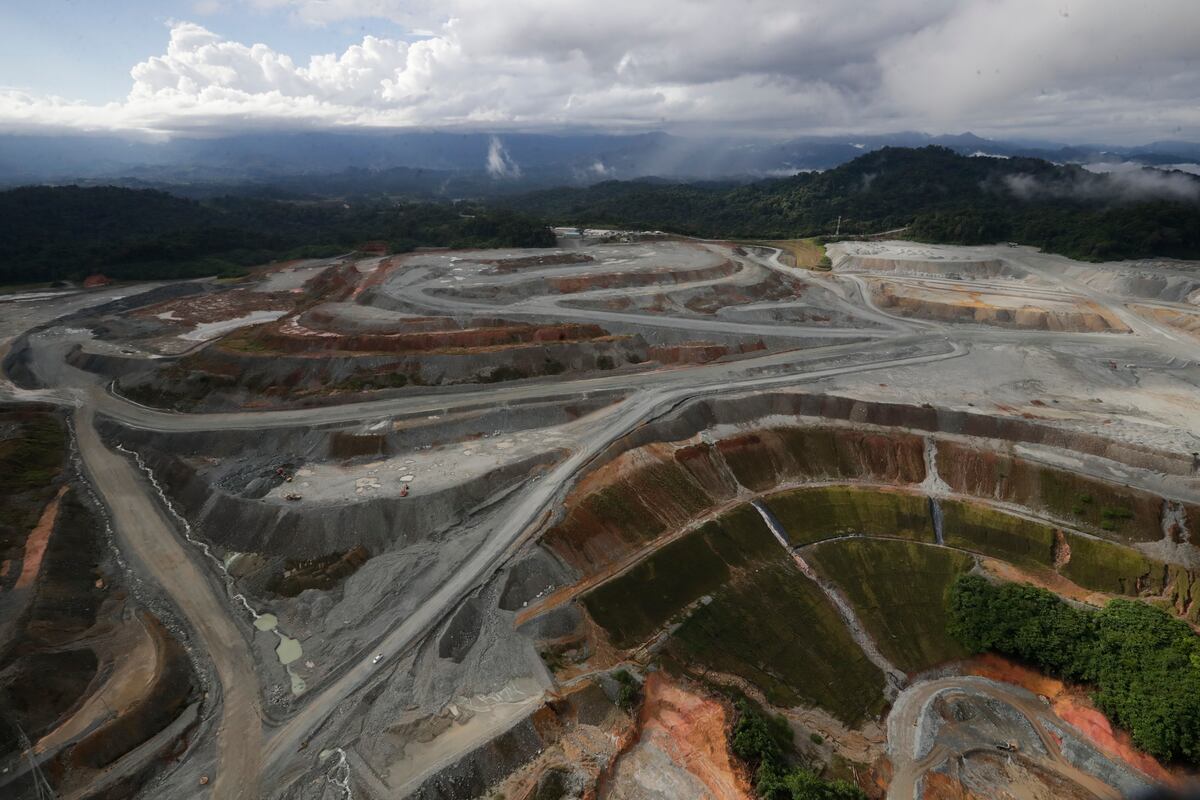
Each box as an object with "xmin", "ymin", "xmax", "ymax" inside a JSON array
[{"xmin": 0, "ymin": 1, "xmax": 1197, "ymax": 140}]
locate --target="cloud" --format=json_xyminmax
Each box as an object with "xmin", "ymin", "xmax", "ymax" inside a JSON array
[
  {"xmin": 485, "ymin": 136, "xmax": 521, "ymax": 178},
  {"xmin": 1003, "ymin": 166, "xmax": 1200, "ymax": 203},
  {"xmin": 0, "ymin": 2, "xmax": 1198, "ymax": 140}
]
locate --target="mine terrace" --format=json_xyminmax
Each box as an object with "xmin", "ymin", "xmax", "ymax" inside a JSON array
[{"xmin": 4, "ymin": 231, "xmax": 1200, "ymax": 800}]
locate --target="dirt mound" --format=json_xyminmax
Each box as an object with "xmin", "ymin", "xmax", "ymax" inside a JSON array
[
  {"xmin": 481, "ymin": 252, "xmax": 595, "ymax": 273},
  {"xmin": 871, "ymin": 281, "xmax": 1130, "ymax": 333},
  {"xmin": 838, "ymin": 255, "xmax": 1019, "ymax": 280}
]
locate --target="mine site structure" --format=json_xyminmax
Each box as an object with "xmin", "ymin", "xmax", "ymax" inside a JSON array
[{"xmin": 4, "ymin": 233, "xmax": 1200, "ymax": 800}]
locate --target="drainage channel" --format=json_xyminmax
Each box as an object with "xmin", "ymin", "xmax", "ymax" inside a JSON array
[
  {"xmin": 751, "ymin": 499, "xmax": 906, "ymax": 695},
  {"xmin": 118, "ymin": 445, "xmax": 307, "ymax": 695}
]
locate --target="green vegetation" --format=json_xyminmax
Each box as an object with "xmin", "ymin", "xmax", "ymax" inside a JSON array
[
  {"xmin": 1060, "ymin": 533, "xmax": 1160, "ymax": 595},
  {"xmin": 0, "ymin": 412, "xmax": 68, "ymax": 540},
  {"xmin": 669, "ymin": 559, "xmax": 885, "ymax": 725},
  {"xmin": 940, "ymin": 500, "xmax": 1056, "ymax": 569},
  {"xmin": 947, "ymin": 575, "xmax": 1200, "ymax": 764},
  {"xmin": 732, "ymin": 700, "xmax": 866, "ymax": 800},
  {"xmin": 582, "ymin": 505, "xmax": 778, "ymax": 648},
  {"xmin": 1032, "ymin": 468, "xmax": 1157, "ymax": 541},
  {"xmin": 582, "ymin": 502, "xmax": 883, "ymax": 723},
  {"xmin": 764, "ymin": 486, "xmax": 934, "ymax": 545},
  {"xmin": 808, "ymin": 539, "xmax": 974, "ymax": 671},
  {"xmin": 0, "ymin": 186, "xmax": 555, "ymax": 285},
  {"xmin": 0, "ymin": 414, "xmax": 66, "ymax": 495},
  {"xmin": 504, "ymin": 147, "xmax": 1200, "ymax": 262},
  {"xmin": 613, "ymin": 669, "xmax": 641, "ymax": 711}
]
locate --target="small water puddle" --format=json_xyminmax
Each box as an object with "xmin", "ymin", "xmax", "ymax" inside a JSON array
[{"xmin": 119, "ymin": 445, "xmax": 308, "ymax": 695}]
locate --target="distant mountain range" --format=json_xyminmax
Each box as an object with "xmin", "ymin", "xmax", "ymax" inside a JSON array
[{"xmin": 1, "ymin": 130, "xmax": 1199, "ymax": 197}]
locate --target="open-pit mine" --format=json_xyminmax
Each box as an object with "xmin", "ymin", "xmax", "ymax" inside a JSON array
[{"xmin": 4, "ymin": 233, "xmax": 1200, "ymax": 800}]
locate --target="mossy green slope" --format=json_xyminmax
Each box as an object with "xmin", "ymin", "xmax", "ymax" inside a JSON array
[
  {"xmin": 808, "ymin": 539, "xmax": 974, "ymax": 672},
  {"xmin": 582, "ymin": 504, "xmax": 777, "ymax": 648},
  {"xmin": 940, "ymin": 500, "xmax": 1056, "ymax": 569},
  {"xmin": 668, "ymin": 561, "xmax": 886, "ymax": 725},
  {"xmin": 764, "ymin": 486, "xmax": 934, "ymax": 545},
  {"xmin": 1060, "ymin": 533, "xmax": 1162, "ymax": 595}
]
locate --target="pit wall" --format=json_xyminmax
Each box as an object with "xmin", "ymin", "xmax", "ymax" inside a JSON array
[
  {"xmin": 870, "ymin": 283, "xmax": 1128, "ymax": 333},
  {"xmin": 433, "ymin": 258, "xmax": 739, "ymax": 303},
  {"xmin": 539, "ymin": 409, "xmax": 1199, "ymax": 588},
  {"xmin": 835, "ymin": 255, "xmax": 1018, "ymax": 280},
  {"xmin": 584, "ymin": 390, "xmax": 1196, "ymax": 485},
  {"xmin": 111, "ymin": 442, "xmax": 558, "ymax": 558},
  {"xmin": 118, "ymin": 335, "xmax": 648, "ymax": 410},
  {"xmin": 97, "ymin": 408, "xmax": 582, "ymax": 559},
  {"xmin": 242, "ymin": 319, "xmax": 613, "ymax": 354},
  {"xmin": 543, "ymin": 427, "xmax": 925, "ymax": 576},
  {"xmin": 935, "ymin": 440, "xmax": 1183, "ymax": 544},
  {"xmin": 97, "ymin": 394, "xmax": 617, "ymax": 462}
]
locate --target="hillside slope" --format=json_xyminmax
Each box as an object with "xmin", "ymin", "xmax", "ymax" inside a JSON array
[{"xmin": 504, "ymin": 147, "xmax": 1200, "ymax": 261}]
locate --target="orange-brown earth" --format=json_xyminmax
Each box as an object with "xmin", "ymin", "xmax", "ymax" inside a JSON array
[
  {"xmin": 547, "ymin": 259, "xmax": 737, "ymax": 294},
  {"xmin": 135, "ymin": 287, "xmax": 294, "ymax": 325},
  {"xmin": 652, "ymin": 340, "xmax": 768, "ymax": 365},
  {"xmin": 14, "ymin": 485, "xmax": 65, "ymax": 590},
  {"xmin": 606, "ymin": 672, "xmax": 753, "ymax": 800},
  {"xmin": 1131, "ymin": 304, "xmax": 1200, "ymax": 341},
  {"xmin": 965, "ymin": 654, "xmax": 1180, "ymax": 787},
  {"xmin": 870, "ymin": 280, "xmax": 1130, "ymax": 333},
  {"xmin": 542, "ymin": 426, "xmax": 927, "ymax": 577}
]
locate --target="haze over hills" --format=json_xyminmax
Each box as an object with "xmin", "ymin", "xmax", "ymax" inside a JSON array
[
  {"xmin": 3, "ymin": 130, "xmax": 1199, "ymax": 194},
  {"xmin": 5, "ymin": 146, "xmax": 1198, "ymax": 286}
]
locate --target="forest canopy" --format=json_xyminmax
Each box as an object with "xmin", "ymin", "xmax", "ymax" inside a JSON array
[
  {"xmin": 946, "ymin": 574, "xmax": 1200, "ymax": 765},
  {"xmin": 503, "ymin": 147, "xmax": 1200, "ymax": 262},
  {"xmin": 0, "ymin": 187, "xmax": 555, "ymax": 285}
]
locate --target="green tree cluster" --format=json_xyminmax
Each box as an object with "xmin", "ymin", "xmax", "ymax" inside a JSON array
[
  {"xmin": 504, "ymin": 147, "xmax": 1200, "ymax": 262},
  {"xmin": 731, "ymin": 700, "xmax": 866, "ymax": 800},
  {"xmin": 947, "ymin": 575, "xmax": 1200, "ymax": 763},
  {"xmin": 0, "ymin": 186, "xmax": 555, "ymax": 285}
]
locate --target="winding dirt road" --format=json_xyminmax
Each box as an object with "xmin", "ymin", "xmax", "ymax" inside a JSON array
[
  {"xmin": 886, "ymin": 676, "xmax": 1123, "ymax": 800},
  {"xmin": 73, "ymin": 407, "xmax": 263, "ymax": 799}
]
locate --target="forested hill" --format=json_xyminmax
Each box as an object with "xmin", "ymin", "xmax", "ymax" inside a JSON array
[
  {"xmin": 0, "ymin": 186, "xmax": 554, "ymax": 285},
  {"xmin": 503, "ymin": 147, "xmax": 1200, "ymax": 261}
]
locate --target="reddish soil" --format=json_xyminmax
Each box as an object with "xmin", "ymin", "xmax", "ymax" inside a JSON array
[
  {"xmin": 627, "ymin": 673, "xmax": 753, "ymax": 800},
  {"xmin": 919, "ymin": 770, "xmax": 986, "ymax": 799},
  {"xmin": 232, "ymin": 317, "xmax": 613, "ymax": 355},
  {"xmin": 965, "ymin": 654, "xmax": 1179, "ymax": 786},
  {"xmin": 979, "ymin": 558, "xmax": 1111, "ymax": 609},
  {"xmin": 547, "ymin": 259, "xmax": 736, "ymax": 294},
  {"xmin": 482, "ymin": 253, "xmax": 595, "ymax": 273},
  {"xmin": 936, "ymin": 439, "xmax": 1168, "ymax": 542},
  {"xmin": 136, "ymin": 289, "xmax": 293, "ymax": 325},
  {"xmin": 15, "ymin": 485, "xmax": 66, "ymax": 590}
]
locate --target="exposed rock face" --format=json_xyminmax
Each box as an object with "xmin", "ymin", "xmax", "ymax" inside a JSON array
[
  {"xmin": 838, "ymin": 256, "xmax": 1018, "ymax": 280},
  {"xmin": 605, "ymin": 673, "xmax": 752, "ymax": 800},
  {"xmin": 544, "ymin": 425, "xmax": 926, "ymax": 576},
  {"xmin": 936, "ymin": 440, "xmax": 1183, "ymax": 544},
  {"xmin": 872, "ymin": 281, "xmax": 1129, "ymax": 333},
  {"xmin": 409, "ymin": 680, "xmax": 633, "ymax": 800}
]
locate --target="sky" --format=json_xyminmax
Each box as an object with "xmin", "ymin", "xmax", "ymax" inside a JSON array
[{"xmin": 0, "ymin": 0, "xmax": 1197, "ymax": 143}]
